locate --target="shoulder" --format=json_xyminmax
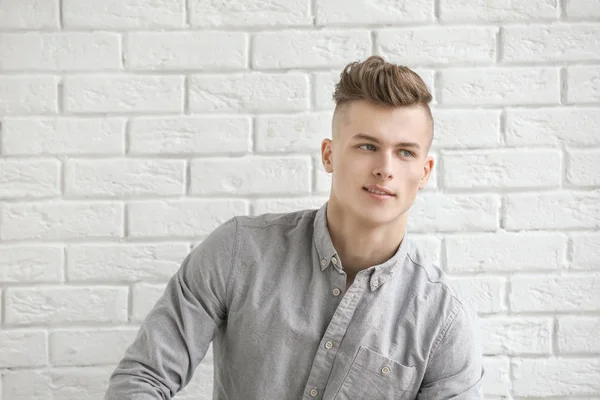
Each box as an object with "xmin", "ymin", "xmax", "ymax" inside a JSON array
[
  {"xmin": 403, "ymin": 240, "xmax": 462, "ymax": 303},
  {"xmin": 402, "ymin": 239, "xmax": 476, "ymax": 325},
  {"xmin": 404, "ymin": 239, "xmax": 481, "ymax": 345},
  {"xmin": 235, "ymin": 208, "xmax": 319, "ymax": 230}
]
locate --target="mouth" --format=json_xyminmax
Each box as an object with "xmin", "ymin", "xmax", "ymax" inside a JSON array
[{"xmin": 363, "ymin": 187, "xmax": 395, "ymax": 197}]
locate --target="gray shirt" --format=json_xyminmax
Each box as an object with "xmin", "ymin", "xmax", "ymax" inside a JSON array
[{"xmin": 106, "ymin": 203, "xmax": 484, "ymax": 400}]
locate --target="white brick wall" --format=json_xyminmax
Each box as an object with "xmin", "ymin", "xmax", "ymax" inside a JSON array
[{"xmin": 0, "ymin": 1, "xmax": 599, "ymax": 399}]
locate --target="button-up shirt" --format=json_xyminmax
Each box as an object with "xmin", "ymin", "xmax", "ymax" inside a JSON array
[{"xmin": 106, "ymin": 203, "xmax": 484, "ymax": 400}]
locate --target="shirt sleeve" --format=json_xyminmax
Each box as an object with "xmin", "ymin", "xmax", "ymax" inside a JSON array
[
  {"xmin": 104, "ymin": 217, "xmax": 239, "ymax": 400},
  {"xmin": 416, "ymin": 300, "xmax": 485, "ymax": 400}
]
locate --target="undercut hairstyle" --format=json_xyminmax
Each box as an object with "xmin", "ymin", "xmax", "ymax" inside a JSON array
[{"xmin": 332, "ymin": 56, "xmax": 434, "ymax": 145}]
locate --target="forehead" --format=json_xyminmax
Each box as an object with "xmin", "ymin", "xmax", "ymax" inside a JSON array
[{"xmin": 337, "ymin": 100, "xmax": 432, "ymax": 146}]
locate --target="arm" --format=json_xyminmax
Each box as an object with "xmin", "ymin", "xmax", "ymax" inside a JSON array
[
  {"xmin": 417, "ymin": 301, "xmax": 485, "ymax": 400},
  {"xmin": 105, "ymin": 218, "xmax": 238, "ymax": 400}
]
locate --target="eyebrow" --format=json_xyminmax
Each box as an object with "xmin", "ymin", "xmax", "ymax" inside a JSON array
[{"xmin": 351, "ymin": 133, "xmax": 421, "ymax": 150}]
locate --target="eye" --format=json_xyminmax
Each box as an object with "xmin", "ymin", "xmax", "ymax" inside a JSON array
[
  {"xmin": 399, "ymin": 149, "xmax": 415, "ymax": 158},
  {"xmin": 358, "ymin": 144, "xmax": 376, "ymax": 151}
]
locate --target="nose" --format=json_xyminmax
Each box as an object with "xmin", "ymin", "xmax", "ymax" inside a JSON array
[{"xmin": 372, "ymin": 151, "xmax": 393, "ymax": 179}]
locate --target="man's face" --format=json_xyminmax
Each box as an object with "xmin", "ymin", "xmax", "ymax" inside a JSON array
[{"xmin": 321, "ymin": 100, "xmax": 434, "ymax": 226}]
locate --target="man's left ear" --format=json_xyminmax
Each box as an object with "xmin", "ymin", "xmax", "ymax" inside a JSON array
[{"xmin": 418, "ymin": 156, "xmax": 435, "ymax": 189}]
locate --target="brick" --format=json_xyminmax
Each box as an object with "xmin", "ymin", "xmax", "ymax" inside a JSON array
[
  {"xmin": 0, "ymin": 159, "xmax": 60, "ymax": 198},
  {"xmin": 449, "ymin": 276, "xmax": 506, "ymax": 314},
  {"xmin": 566, "ymin": 0, "xmax": 600, "ymax": 18},
  {"xmin": 0, "ymin": 76, "xmax": 57, "ymax": 115},
  {"xmin": 127, "ymin": 32, "xmax": 246, "ymax": 70},
  {"xmin": 0, "ymin": 245, "xmax": 63, "ymax": 282},
  {"xmin": 504, "ymin": 25, "xmax": 600, "ymax": 62},
  {"xmin": 189, "ymin": 0, "xmax": 311, "ymax": 27},
  {"xmin": 377, "ymin": 27, "xmax": 497, "ymax": 64},
  {"xmin": 410, "ymin": 194, "xmax": 500, "ymax": 232},
  {"xmin": 128, "ymin": 200, "xmax": 248, "ymax": 238},
  {"xmin": 505, "ymin": 192, "xmax": 600, "ymax": 230},
  {"xmin": 558, "ymin": 316, "xmax": 600, "ymax": 353},
  {"xmin": 512, "ymin": 358, "xmax": 600, "ymax": 396},
  {"xmin": 65, "ymin": 159, "xmax": 185, "ymax": 197},
  {"xmin": 440, "ymin": 0, "xmax": 559, "ymax": 21},
  {"xmin": 253, "ymin": 198, "xmax": 328, "ymax": 215},
  {"xmin": 67, "ymin": 243, "xmax": 187, "ymax": 282},
  {"xmin": 567, "ymin": 149, "xmax": 600, "ymax": 186},
  {"xmin": 253, "ymin": 30, "xmax": 370, "ymax": 69},
  {"xmin": 190, "ymin": 157, "xmax": 311, "ymax": 195},
  {"xmin": 189, "ymin": 73, "xmax": 308, "ymax": 112},
  {"xmin": 442, "ymin": 149, "xmax": 561, "ymax": 189},
  {"xmin": 431, "ymin": 109, "xmax": 501, "ymax": 148},
  {"xmin": 568, "ymin": 66, "xmax": 600, "ymax": 103},
  {"xmin": 481, "ymin": 357, "xmax": 510, "ymax": 396},
  {"xmin": 1, "ymin": 117, "xmax": 125, "ymax": 155},
  {"xmin": 510, "ymin": 274, "xmax": 600, "ymax": 312},
  {"xmin": 63, "ymin": 0, "xmax": 185, "ymax": 28},
  {"xmin": 50, "ymin": 327, "xmax": 138, "ymax": 366},
  {"xmin": 316, "ymin": 0, "xmax": 432, "ymax": 24},
  {"xmin": 313, "ymin": 69, "xmax": 434, "ymax": 110},
  {"xmin": 0, "ymin": 202, "xmax": 123, "ymax": 240},
  {"xmin": 128, "ymin": 116, "xmax": 251, "ymax": 154},
  {"xmin": 506, "ymin": 107, "xmax": 600, "ymax": 146},
  {"xmin": 480, "ymin": 317, "xmax": 552, "ymax": 355},
  {"xmin": 0, "ymin": 33, "xmax": 120, "ymax": 71},
  {"xmin": 5, "ymin": 286, "xmax": 128, "ymax": 324},
  {"xmin": 441, "ymin": 68, "xmax": 560, "ymax": 106},
  {"xmin": 255, "ymin": 112, "xmax": 331, "ymax": 153},
  {"xmin": 2, "ymin": 366, "xmax": 112, "ymax": 400},
  {"xmin": 0, "ymin": 330, "xmax": 47, "ymax": 368},
  {"xmin": 132, "ymin": 282, "xmax": 167, "ymax": 322},
  {"xmin": 571, "ymin": 233, "xmax": 600, "ymax": 270},
  {"xmin": 0, "ymin": 0, "xmax": 59, "ymax": 28},
  {"xmin": 446, "ymin": 232, "xmax": 566, "ymax": 272},
  {"xmin": 64, "ymin": 75, "xmax": 183, "ymax": 113}
]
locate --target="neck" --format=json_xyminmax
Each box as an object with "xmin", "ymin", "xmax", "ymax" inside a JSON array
[{"xmin": 325, "ymin": 199, "xmax": 407, "ymax": 278}]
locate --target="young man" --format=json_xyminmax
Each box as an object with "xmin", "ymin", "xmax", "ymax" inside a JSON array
[{"xmin": 106, "ymin": 56, "xmax": 484, "ymax": 399}]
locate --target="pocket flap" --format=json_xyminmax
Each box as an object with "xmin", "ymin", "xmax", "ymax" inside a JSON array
[{"xmin": 353, "ymin": 346, "xmax": 416, "ymax": 389}]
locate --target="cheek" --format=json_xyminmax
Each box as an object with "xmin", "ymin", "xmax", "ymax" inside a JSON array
[{"xmin": 400, "ymin": 164, "xmax": 424, "ymax": 186}]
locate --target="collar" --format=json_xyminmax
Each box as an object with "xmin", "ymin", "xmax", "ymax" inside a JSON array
[
  {"xmin": 314, "ymin": 202, "xmax": 341, "ymax": 272},
  {"xmin": 313, "ymin": 202, "xmax": 411, "ymax": 290}
]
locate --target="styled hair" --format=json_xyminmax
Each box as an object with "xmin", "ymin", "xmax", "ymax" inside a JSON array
[{"xmin": 333, "ymin": 55, "xmax": 433, "ymax": 121}]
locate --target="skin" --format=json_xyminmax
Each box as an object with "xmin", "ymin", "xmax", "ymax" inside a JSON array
[{"xmin": 320, "ymin": 100, "xmax": 434, "ymax": 288}]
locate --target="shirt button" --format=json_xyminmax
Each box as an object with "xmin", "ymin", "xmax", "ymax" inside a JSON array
[
  {"xmin": 381, "ymin": 366, "xmax": 391, "ymax": 375},
  {"xmin": 332, "ymin": 288, "xmax": 341, "ymax": 296},
  {"xmin": 320, "ymin": 259, "xmax": 327, "ymax": 267},
  {"xmin": 331, "ymin": 257, "xmax": 338, "ymax": 265},
  {"xmin": 310, "ymin": 388, "xmax": 318, "ymax": 397},
  {"xmin": 372, "ymin": 278, "xmax": 379, "ymax": 288},
  {"xmin": 324, "ymin": 341, "xmax": 333, "ymax": 350}
]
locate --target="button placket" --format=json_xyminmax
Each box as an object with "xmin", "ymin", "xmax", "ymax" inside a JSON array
[{"xmin": 303, "ymin": 278, "xmax": 367, "ymax": 399}]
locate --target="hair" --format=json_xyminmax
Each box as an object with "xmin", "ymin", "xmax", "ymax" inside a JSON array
[{"xmin": 332, "ymin": 56, "xmax": 434, "ymax": 136}]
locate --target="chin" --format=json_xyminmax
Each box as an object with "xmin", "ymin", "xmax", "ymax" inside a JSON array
[{"xmin": 352, "ymin": 203, "xmax": 403, "ymax": 226}]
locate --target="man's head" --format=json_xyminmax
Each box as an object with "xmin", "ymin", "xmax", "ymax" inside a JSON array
[{"xmin": 321, "ymin": 56, "xmax": 435, "ymax": 227}]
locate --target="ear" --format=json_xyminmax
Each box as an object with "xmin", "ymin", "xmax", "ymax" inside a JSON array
[
  {"xmin": 418, "ymin": 155, "xmax": 434, "ymax": 190},
  {"xmin": 321, "ymin": 139, "xmax": 333, "ymax": 173}
]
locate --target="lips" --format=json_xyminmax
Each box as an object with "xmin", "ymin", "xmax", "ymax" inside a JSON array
[{"xmin": 364, "ymin": 185, "xmax": 395, "ymax": 196}]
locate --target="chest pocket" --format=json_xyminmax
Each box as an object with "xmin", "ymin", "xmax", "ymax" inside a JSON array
[{"xmin": 334, "ymin": 346, "xmax": 416, "ymax": 400}]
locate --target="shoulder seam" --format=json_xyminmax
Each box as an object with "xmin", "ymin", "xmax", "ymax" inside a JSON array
[{"xmin": 406, "ymin": 253, "xmax": 464, "ymax": 307}]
